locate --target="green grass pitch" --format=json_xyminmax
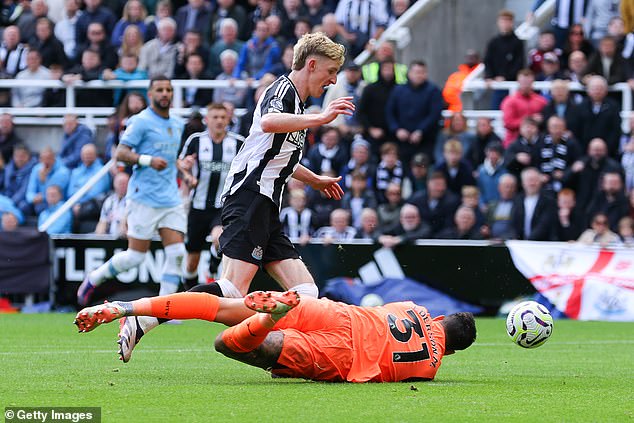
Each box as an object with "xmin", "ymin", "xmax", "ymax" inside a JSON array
[{"xmin": 1, "ymin": 314, "xmax": 633, "ymax": 422}]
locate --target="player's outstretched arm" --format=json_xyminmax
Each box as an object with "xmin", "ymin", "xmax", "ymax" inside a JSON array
[
  {"xmin": 293, "ymin": 164, "xmax": 344, "ymax": 200},
  {"xmin": 115, "ymin": 144, "xmax": 167, "ymax": 170},
  {"xmin": 260, "ymin": 96, "xmax": 355, "ymax": 134}
]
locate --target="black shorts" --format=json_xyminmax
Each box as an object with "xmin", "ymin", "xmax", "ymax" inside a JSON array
[
  {"xmin": 186, "ymin": 207, "xmax": 222, "ymax": 252},
  {"xmin": 219, "ymin": 188, "xmax": 300, "ymax": 266}
]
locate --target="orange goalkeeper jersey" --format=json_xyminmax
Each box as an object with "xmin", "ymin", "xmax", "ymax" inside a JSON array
[{"xmin": 347, "ymin": 301, "xmax": 447, "ymax": 383}]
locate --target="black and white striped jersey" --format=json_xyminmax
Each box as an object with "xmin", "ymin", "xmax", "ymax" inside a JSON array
[
  {"xmin": 179, "ymin": 130, "xmax": 244, "ymax": 210},
  {"xmin": 221, "ymin": 75, "xmax": 306, "ymax": 208}
]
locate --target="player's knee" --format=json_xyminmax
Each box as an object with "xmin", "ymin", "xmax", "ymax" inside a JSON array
[
  {"xmin": 290, "ymin": 282, "xmax": 319, "ymax": 298},
  {"xmin": 163, "ymin": 242, "xmax": 186, "ymax": 275}
]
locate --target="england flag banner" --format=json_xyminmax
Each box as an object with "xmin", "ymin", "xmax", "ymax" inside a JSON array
[{"xmin": 507, "ymin": 241, "xmax": 634, "ymax": 321}]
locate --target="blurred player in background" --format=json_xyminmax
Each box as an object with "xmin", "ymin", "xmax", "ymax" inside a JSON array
[
  {"xmin": 77, "ymin": 76, "xmax": 186, "ymax": 305},
  {"xmin": 178, "ymin": 103, "xmax": 244, "ymax": 288},
  {"xmin": 75, "ymin": 290, "xmax": 476, "ymax": 382}
]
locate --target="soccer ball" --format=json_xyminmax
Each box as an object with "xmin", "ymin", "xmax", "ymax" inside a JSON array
[{"xmin": 506, "ymin": 301, "xmax": 554, "ymax": 348}]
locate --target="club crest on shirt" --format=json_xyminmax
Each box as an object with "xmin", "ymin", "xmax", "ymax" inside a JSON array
[
  {"xmin": 269, "ymin": 97, "xmax": 284, "ymax": 112},
  {"xmin": 251, "ymin": 245, "xmax": 263, "ymax": 260},
  {"xmin": 287, "ymin": 129, "xmax": 306, "ymax": 149}
]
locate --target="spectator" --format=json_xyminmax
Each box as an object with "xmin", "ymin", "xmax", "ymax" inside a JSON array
[
  {"xmin": 111, "ymin": 0, "xmax": 148, "ymax": 47},
  {"xmin": 528, "ymin": 30, "xmax": 563, "ymax": 74},
  {"xmin": 477, "ymin": 141, "xmax": 507, "ymax": 208},
  {"xmin": 511, "ymin": 167, "xmax": 557, "ymax": 241},
  {"xmin": 320, "ymin": 13, "xmax": 351, "ymax": 58},
  {"xmin": 586, "ymin": 171, "xmax": 629, "ymax": 231},
  {"xmin": 75, "ymin": 22, "xmax": 118, "ymax": 69},
  {"xmin": 314, "ymin": 208, "xmax": 357, "ymax": 243},
  {"xmin": 374, "ymin": 142, "xmax": 404, "ymax": 204},
  {"xmin": 17, "ymin": 0, "xmax": 49, "ymax": 43},
  {"xmin": 2, "ymin": 144, "xmax": 37, "ymax": 215},
  {"xmin": 361, "ymin": 40, "xmax": 408, "ymax": 84},
  {"xmin": 102, "ymin": 54, "xmax": 148, "ymax": 105},
  {"xmin": 1, "ymin": 210, "xmax": 20, "ymax": 231},
  {"xmin": 55, "ymin": 0, "xmax": 82, "ymax": 62},
  {"xmin": 174, "ymin": 29, "xmax": 209, "ymax": 78},
  {"xmin": 504, "ymin": 117, "xmax": 541, "ymax": 181},
  {"xmin": 59, "ymin": 115, "xmax": 94, "ymax": 169},
  {"xmin": 117, "ymin": 29, "xmax": 144, "ymax": 62},
  {"xmin": 270, "ymin": 42, "xmax": 294, "ymax": 76},
  {"xmin": 286, "ymin": 17, "xmax": 312, "ymax": 47},
  {"xmin": 0, "ymin": 26, "xmax": 28, "ymax": 104},
  {"xmin": 585, "ymin": 0, "xmax": 622, "ymax": 46},
  {"xmin": 341, "ymin": 136, "xmax": 375, "ymax": 191},
  {"xmin": 385, "ymin": 60, "xmax": 443, "ymax": 160},
  {"xmin": 30, "ymin": 17, "xmax": 68, "ymax": 68},
  {"xmin": 540, "ymin": 79, "xmax": 580, "ymax": 131},
  {"xmin": 501, "ymin": 69, "xmax": 548, "ymax": 147},
  {"xmin": 621, "ymin": 130, "xmax": 634, "ymax": 192},
  {"xmin": 443, "ymin": 49, "xmax": 481, "ymax": 114},
  {"xmin": 357, "ymin": 59, "xmax": 398, "ymax": 152},
  {"xmin": 400, "ymin": 153, "xmax": 428, "ymax": 200},
  {"xmin": 38, "ymin": 184, "xmax": 72, "ymax": 234},
  {"xmin": 278, "ymin": 0, "xmax": 306, "ymax": 40},
  {"xmin": 95, "ymin": 170, "xmax": 128, "ymax": 237},
  {"xmin": 433, "ymin": 113, "xmax": 476, "ymax": 164},
  {"xmin": 470, "ymin": 117, "xmax": 502, "ymax": 168},
  {"xmin": 341, "ymin": 170, "xmax": 377, "ymax": 229},
  {"xmin": 246, "ymin": 0, "xmax": 281, "ymax": 41},
  {"xmin": 63, "ymin": 48, "xmax": 111, "ymax": 107},
  {"xmin": 335, "ymin": 0, "xmax": 388, "ymax": 56},
  {"xmin": 212, "ymin": 49, "xmax": 248, "ymax": 107},
  {"xmin": 378, "ymin": 203, "xmax": 430, "ymax": 247},
  {"xmin": 583, "ymin": 35, "xmax": 629, "ymax": 84},
  {"xmin": 484, "ymin": 9, "xmax": 525, "ymax": 109},
  {"xmin": 178, "ymin": 53, "xmax": 213, "ymax": 107},
  {"xmin": 144, "ymin": 0, "xmax": 172, "ymax": 42},
  {"xmin": 460, "ymin": 185, "xmax": 486, "ymax": 229},
  {"xmin": 75, "ymin": 0, "xmax": 117, "ymax": 47},
  {"xmin": 322, "ymin": 62, "xmax": 366, "ymax": 136},
  {"xmin": 12, "ymin": 50, "xmax": 50, "ymax": 107},
  {"xmin": 388, "ymin": 0, "xmax": 410, "ymax": 26},
  {"xmin": 67, "ymin": 144, "xmax": 110, "ymax": 232},
  {"xmin": 355, "ymin": 207, "xmax": 381, "ymax": 240},
  {"xmin": 0, "ymin": 114, "xmax": 23, "ymax": 167},
  {"xmin": 174, "ymin": 0, "xmax": 211, "ymax": 41},
  {"xmin": 407, "ymin": 171, "xmax": 460, "ymax": 237},
  {"xmin": 376, "ymin": 181, "xmax": 403, "ymax": 230},
  {"xmin": 138, "ymin": 17, "xmax": 180, "ymax": 78},
  {"xmin": 535, "ymin": 53, "xmax": 566, "ymax": 98},
  {"xmin": 555, "ymin": 188, "xmax": 584, "ymax": 241},
  {"xmin": 208, "ymin": 18, "xmax": 244, "ymax": 77},
  {"xmin": 617, "ymin": 216, "xmax": 634, "ymax": 245},
  {"xmin": 208, "ymin": 0, "xmax": 248, "ymax": 44},
  {"xmin": 437, "ymin": 205, "xmax": 484, "ymax": 240},
  {"xmin": 280, "ymin": 188, "xmax": 314, "ymax": 244},
  {"xmin": 265, "ymin": 14, "xmax": 286, "ymax": 48},
  {"xmin": 563, "ymin": 50, "xmax": 588, "ymax": 83},
  {"xmin": 536, "ymin": 115, "xmax": 582, "ymax": 193},
  {"xmin": 0, "ymin": 0, "xmax": 23, "ymax": 28},
  {"xmin": 304, "ymin": 127, "xmax": 348, "ymax": 177},
  {"xmin": 0, "ymin": 194, "xmax": 24, "ymax": 227},
  {"xmin": 565, "ymin": 137, "xmax": 624, "ymax": 212},
  {"xmin": 562, "ymin": 24, "xmax": 595, "ymax": 66},
  {"xmin": 26, "ymin": 147, "xmax": 70, "ymax": 215},
  {"xmin": 577, "ymin": 211, "xmax": 621, "ymax": 246},
  {"xmin": 434, "ymin": 139, "xmax": 476, "ymax": 196},
  {"xmin": 530, "ymin": 1, "xmax": 587, "ymax": 49},
  {"xmin": 486, "ymin": 173, "xmax": 518, "ymax": 240},
  {"xmin": 569, "ymin": 75, "xmax": 621, "ymax": 156},
  {"xmin": 234, "ymin": 19, "xmax": 281, "ymax": 80},
  {"xmin": 104, "ymin": 92, "xmax": 147, "ymax": 160},
  {"xmin": 304, "ymin": 0, "xmax": 329, "ymax": 28}
]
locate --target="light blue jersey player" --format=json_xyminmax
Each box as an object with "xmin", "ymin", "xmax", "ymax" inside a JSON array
[{"xmin": 78, "ymin": 76, "xmax": 187, "ymax": 308}]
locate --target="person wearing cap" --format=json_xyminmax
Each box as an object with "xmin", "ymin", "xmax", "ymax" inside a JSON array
[
  {"xmin": 535, "ymin": 52, "xmax": 565, "ymax": 100},
  {"xmin": 582, "ymin": 35, "xmax": 629, "ymax": 84},
  {"xmin": 401, "ymin": 152, "xmax": 429, "ymax": 199},
  {"xmin": 321, "ymin": 61, "xmax": 367, "ymax": 136},
  {"xmin": 528, "ymin": 30, "xmax": 562, "ymax": 74},
  {"xmin": 442, "ymin": 49, "xmax": 481, "ymax": 114},
  {"xmin": 476, "ymin": 141, "xmax": 507, "ymax": 208}
]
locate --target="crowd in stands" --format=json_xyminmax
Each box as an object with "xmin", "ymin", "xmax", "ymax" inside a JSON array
[{"xmin": 0, "ymin": 1, "xmax": 633, "ymax": 249}]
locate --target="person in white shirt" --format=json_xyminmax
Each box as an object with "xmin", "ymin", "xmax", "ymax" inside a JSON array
[{"xmin": 12, "ymin": 50, "xmax": 50, "ymax": 107}]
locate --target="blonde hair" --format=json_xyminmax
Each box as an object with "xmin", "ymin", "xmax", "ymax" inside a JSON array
[
  {"xmin": 444, "ymin": 139, "xmax": 463, "ymax": 153},
  {"xmin": 461, "ymin": 185, "xmax": 479, "ymax": 198},
  {"xmin": 292, "ymin": 32, "xmax": 345, "ymax": 70}
]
